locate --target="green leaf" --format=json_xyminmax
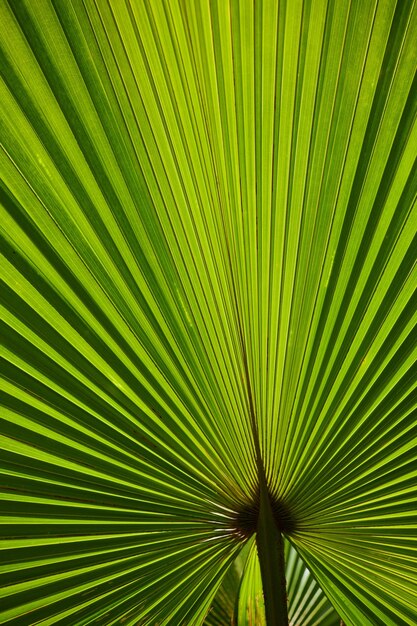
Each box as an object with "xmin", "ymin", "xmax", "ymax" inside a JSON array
[{"xmin": 1, "ymin": 0, "xmax": 416, "ymax": 624}]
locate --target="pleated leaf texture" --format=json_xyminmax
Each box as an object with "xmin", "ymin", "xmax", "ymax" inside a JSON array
[{"xmin": 1, "ymin": 0, "xmax": 416, "ymax": 625}]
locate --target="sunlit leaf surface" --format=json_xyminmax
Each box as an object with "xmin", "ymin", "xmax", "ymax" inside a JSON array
[{"xmin": 1, "ymin": 0, "xmax": 416, "ymax": 624}]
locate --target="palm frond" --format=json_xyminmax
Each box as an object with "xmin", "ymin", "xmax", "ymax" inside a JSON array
[{"xmin": 1, "ymin": 0, "xmax": 416, "ymax": 624}]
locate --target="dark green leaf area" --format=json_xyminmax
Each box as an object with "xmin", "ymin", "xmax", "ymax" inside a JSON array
[{"xmin": 232, "ymin": 492, "xmax": 296, "ymax": 539}]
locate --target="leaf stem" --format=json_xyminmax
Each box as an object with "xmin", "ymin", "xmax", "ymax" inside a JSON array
[{"xmin": 256, "ymin": 473, "xmax": 289, "ymax": 626}]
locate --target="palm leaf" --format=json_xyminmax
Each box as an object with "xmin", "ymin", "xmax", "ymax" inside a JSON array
[{"xmin": 1, "ymin": 0, "xmax": 416, "ymax": 624}]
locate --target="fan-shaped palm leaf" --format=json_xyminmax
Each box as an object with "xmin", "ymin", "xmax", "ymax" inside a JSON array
[{"xmin": 1, "ymin": 0, "xmax": 416, "ymax": 624}]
